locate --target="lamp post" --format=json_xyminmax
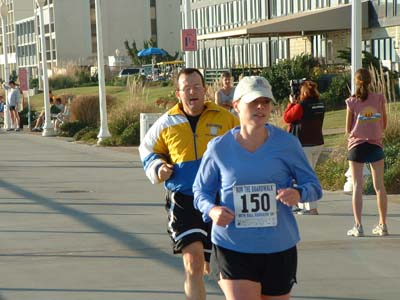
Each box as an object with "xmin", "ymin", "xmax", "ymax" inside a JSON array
[
  {"xmin": 36, "ymin": 0, "xmax": 55, "ymax": 136},
  {"xmin": 94, "ymin": 0, "xmax": 111, "ymax": 144},
  {"xmin": 0, "ymin": 1, "xmax": 10, "ymax": 130},
  {"xmin": 344, "ymin": 1, "xmax": 363, "ymax": 193},
  {"xmin": 115, "ymin": 48, "xmax": 121, "ymax": 71},
  {"xmin": 183, "ymin": 0, "xmax": 193, "ymax": 68}
]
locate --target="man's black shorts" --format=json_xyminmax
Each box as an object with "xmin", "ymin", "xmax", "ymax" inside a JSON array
[
  {"xmin": 9, "ymin": 106, "xmax": 16, "ymax": 111},
  {"xmin": 211, "ymin": 245, "xmax": 297, "ymax": 296},
  {"xmin": 165, "ymin": 190, "xmax": 212, "ymax": 261}
]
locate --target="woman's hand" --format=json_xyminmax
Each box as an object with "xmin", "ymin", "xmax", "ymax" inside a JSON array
[
  {"xmin": 209, "ymin": 206, "xmax": 235, "ymax": 227},
  {"xmin": 289, "ymin": 95, "xmax": 298, "ymax": 104},
  {"xmin": 276, "ymin": 188, "xmax": 301, "ymax": 207}
]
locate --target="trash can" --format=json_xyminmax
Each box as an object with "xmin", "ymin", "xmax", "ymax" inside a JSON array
[{"xmin": 140, "ymin": 113, "xmax": 162, "ymax": 143}]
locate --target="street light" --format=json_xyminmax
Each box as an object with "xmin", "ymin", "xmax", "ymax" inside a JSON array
[
  {"xmin": 115, "ymin": 48, "xmax": 121, "ymax": 71},
  {"xmin": 94, "ymin": 0, "xmax": 111, "ymax": 144},
  {"xmin": 36, "ymin": 0, "xmax": 55, "ymax": 136},
  {"xmin": 0, "ymin": 1, "xmax": 10, "ymax": 130}
]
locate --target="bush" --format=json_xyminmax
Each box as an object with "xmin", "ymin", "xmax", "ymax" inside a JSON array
[
  {"xmin": 29, "ymin": 78, "xmax": 38, "ymax": 89},
  {"xmin": 19, "ymin": 106, "xmax": 38, "ymax": 127},
  {"xmin": 262, "ymin": 54, "xmax": 319, "ymax": 103},
  {"xmin": 49, "ymin": 75, "xmax": 76, "ymax": 90},
  {"xmin": 58, "ymin": 120, "xmax": 88, "ymax": 137},
  {"xmin": 320, "ymin": 73, "xmax": 351, "ymax": 110},
  {"xmin": 74, "ymin": 127, "xmax": 98, "ymax": 143},
  {"xmin": 315, "ymin": 148, "xmax": 348, "ymax": 191},
  {"xmin": 69, "ymin": 94, "xmax": 116, "ymax": 127},
  {"xmin": 119, "ymin": 121, "xmax": 140, "ymax": 145}
]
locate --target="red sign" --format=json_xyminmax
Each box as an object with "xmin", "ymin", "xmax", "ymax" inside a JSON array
[
  {"xmin": 181, "ymin": 29, "xmax": 197, "ymax": 51},
  {"xmin": 18, "ymin": 68, "xmax": 28, "ymax": 91}
]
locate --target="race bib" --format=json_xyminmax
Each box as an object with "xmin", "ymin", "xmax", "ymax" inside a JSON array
[{"xmin": 233, "ymin": 183, "xmax": 277, "ymax": 228}]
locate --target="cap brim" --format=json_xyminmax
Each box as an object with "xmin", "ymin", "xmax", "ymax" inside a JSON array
[{"xmin": 241, "ymin": 91, "xmax": 276, "ymax": 104}]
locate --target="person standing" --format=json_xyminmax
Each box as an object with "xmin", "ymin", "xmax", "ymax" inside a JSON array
[
  {"xmin": 193, "ymin": 76, "xmax": 322, "ymax": 300},
  {"xmin": 346, "ymin": 68, "xmax": 388, "ymax": 237},
  {"xmin": 139, "ymin": 68, "xmax": 239, "ymax": 300},
  {"xmin": 3, "ymin": 80, "xmax": 21, "ymax": 131},
  {"xmin": 214, "ymin": 71, "xmax": 235, "ymax": 112},
  {"xmin": 283, "ymin": 80, "xmax": 325, "ymax": 215}
]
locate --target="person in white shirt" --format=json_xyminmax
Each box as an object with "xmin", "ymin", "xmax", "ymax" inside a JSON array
[{"xmin": 3, "ymin": 80, "xmax": 21, "ymax": 131}]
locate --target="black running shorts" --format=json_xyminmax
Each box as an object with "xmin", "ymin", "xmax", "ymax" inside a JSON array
[
  {"xmin": 165, "ymin": 190, "xmax": 212, "ymax": 261},
  {"xmin": 211, "ymin": 244, "xmax": 297, "ymax": 296}
]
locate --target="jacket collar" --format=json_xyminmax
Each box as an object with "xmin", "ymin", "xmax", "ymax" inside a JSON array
[{"xmin": 168, "ymin": 100, "xmax": 223, "ymax": 116}]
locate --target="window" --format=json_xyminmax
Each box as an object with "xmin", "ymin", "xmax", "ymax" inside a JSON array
[{"xmin": 371, "ymin": 37, "xmax": 393, "ymax": 61}]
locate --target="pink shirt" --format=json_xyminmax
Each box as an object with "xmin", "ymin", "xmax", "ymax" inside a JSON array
[{"xmin": 346, "ymin": 92, "xmax": 385, "ymax": 150}]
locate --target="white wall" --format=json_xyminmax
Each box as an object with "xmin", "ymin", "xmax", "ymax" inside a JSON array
[
  {"xmin": 156, "ymin": 0, "xmax": 181, "ymax": 55},
  {"xmin": 52, "ymin": 0, "xmax": 92, "ymax": 65},
  {"xmin": 102, "ymin": 0, "xmax": 150, "ymax": 58}
]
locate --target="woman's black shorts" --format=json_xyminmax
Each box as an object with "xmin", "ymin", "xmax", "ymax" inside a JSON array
[
  {"xmin": 211, "ymin": 244, "xmax": 297, "ymax": 296},
  {"xmin": 348, "ymin": 142, "xmax": 384, "ymax": 163}
]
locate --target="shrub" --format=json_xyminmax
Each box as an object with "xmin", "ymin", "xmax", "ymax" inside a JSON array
[
  {"xmin": 29, "ymin": 78, "xmax": 38, "ymax": 89},
  {"xmin": 383, "ymin": 110, "xmax": 400, "ymax": 145},
  {"xmin": 74, "ymin": 127, "xmax": 98, "ymax": 143},
  {"xmin": 119, "ymin": 121, "xmax": 140, "ymax": 145},
  {"xmin": 262, "ymin": 54, "xmax": 319, "ymax": 103},
  {"xmin": 49, "ymin": 75, "xmax": 76, "ymax": 90},
  {"xmin": 58, "ymin": 120, "xmax": 87, "ymax": 137},
  {"xmin": 19, "ymin": 106, "xmax": 38, "ymax": 127},
  {"xmin": 320, "ymin": 72, "xmax": 351, "ymax": 110},
  {"xmin": 315, "ymin": 147, "xmax": 348, "ymax": 191},
  {"xmin": 69, "ymin": 94, "xmax": 116, "ymax": 127},
  {"xmin": 106, "ymin": 80, "xmax": 163, "ymax": 145}
]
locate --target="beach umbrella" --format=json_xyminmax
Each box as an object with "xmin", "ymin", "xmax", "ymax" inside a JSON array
[
  {"xmin": 137, "ymin": 47, "xmax": 167, "ymax": 57},
  {"xmin": 137, "ymin": 48, "xmax": 167, "ymax": 80}
]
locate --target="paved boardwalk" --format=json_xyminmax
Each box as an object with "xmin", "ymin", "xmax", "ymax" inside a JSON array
[{"xmin": 0, "ymin": 130, "xmax": 399, "ymax": 300}]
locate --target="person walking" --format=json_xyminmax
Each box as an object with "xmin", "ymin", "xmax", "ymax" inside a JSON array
[
  {"xmin": 139, "ymin": 68, "xmax": 239, "ymax": 300},
  {"xmin": 283, "ymin": 80, "xmax": 325, "ymax": 215},
  {"xmin": 214, "ymin": 71, "xmax": 235, "ymax": 112},
  {"xmin": 193, "ymin": 76, "xmax": 322, "ymax": 300},
  {"xmin": 3, "ymin": 80, "xmax": 21, "ymax": 131},
  {"xmin": 345, "ymin": 68, "xmax": 388, "ymax": 237}
]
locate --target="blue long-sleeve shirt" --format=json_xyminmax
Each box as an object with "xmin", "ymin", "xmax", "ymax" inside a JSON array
[{"xmin": 193, "ymin": 124, "xmax": 323, "ymax": 254}]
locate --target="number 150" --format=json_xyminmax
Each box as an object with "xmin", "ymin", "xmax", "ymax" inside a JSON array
[{"xmin": 241, "ymin": 193, "xmax": 270, "ymax": 213}]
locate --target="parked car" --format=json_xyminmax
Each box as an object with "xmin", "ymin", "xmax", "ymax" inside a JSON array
[{"xmin": 117, "ymin": 67, "xmax": 144, "ymax": 78}]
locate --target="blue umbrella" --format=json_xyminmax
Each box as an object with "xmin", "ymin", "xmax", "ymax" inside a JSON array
[
  {"xmin": 137, "ymin": 47, "xmax": 167, "ymax": 57},
  {"xmin": 137, "ymin": 48, "xmax": 167, "ymax": 80}
]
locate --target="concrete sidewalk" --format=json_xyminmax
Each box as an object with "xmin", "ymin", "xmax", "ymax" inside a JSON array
[{"xmin": 0, "ymin": 130, "xmax": 399, "ymax": 300}]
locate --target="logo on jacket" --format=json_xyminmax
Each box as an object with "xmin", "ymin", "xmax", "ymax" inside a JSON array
[{"xmin": 207, "ymin": 123, "xmax": 221, "ymax": 136}]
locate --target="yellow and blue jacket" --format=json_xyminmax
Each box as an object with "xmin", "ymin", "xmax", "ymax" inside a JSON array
[{"xmin": 139, "ymin": 101, "xmax": 239, "ymax": 196}]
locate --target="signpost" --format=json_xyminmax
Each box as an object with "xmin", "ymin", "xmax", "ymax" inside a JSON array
[
  {"xmin": 181, "ymin": 29, "xmax": 197, "ymax": 51},
  {"xmin": 18, "ymin": 68, "xmax": 30, "ymax": 129}
]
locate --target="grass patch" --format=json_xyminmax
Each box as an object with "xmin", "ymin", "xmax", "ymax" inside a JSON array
[
  {"xmin": 28, "ymin": 84, "xmax": 175, "ymax": 111},
  {"xmin": 323, "ymin": 134, "xmax": 346, "ymax": 148},
  {"xmin": 323, "ymin": 109, "xmax": 346, "ymax": 130}
]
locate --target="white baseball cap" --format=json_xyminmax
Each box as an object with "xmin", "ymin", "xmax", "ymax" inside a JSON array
[{"xmin": 233, "ymin": 76, "xmax": 276, "ymax": 104}]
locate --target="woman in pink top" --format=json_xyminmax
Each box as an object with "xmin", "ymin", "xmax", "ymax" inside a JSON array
[{"xmin": 345, "ymin": 68, "xmax": 388, "ymax": 237}]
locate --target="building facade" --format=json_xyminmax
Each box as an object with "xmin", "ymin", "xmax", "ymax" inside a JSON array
[
  {"xmin": 182, "ymin": 0, "xmax": 400, "ymax": 73},
  {"xmin": 1, "ymin": 0, "xmax": 181, "ymax": 81}
]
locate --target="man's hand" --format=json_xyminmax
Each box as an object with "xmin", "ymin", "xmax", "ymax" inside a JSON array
[
  {"xmin": 209, "ymin": 206, "xmax": 235, "ymax": 227},
  {"xmin": 276, "ymin": 188, "xmax": 301, "ymax": 207},
  {"xmin": 157, "ymin": 163, "xmax": 174, "ymax": 181}
]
